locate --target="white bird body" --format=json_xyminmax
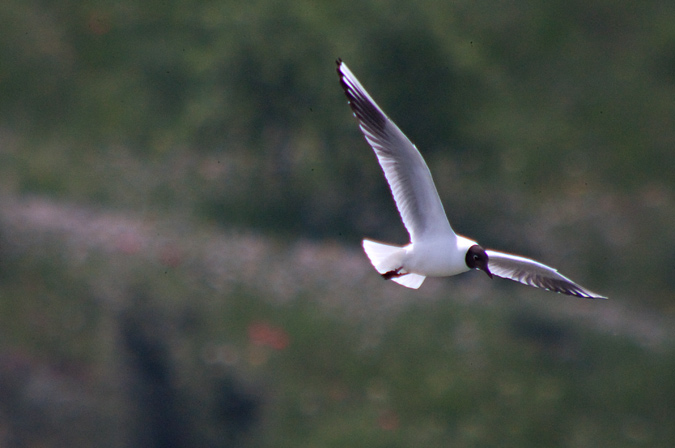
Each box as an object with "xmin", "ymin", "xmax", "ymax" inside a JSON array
[
  {"xmin": 363, "ymin": 235, "xmax": 476, "ymax": 279},
  {"xmin": 337, "ymin": 59, "xmax": 606, "ymax": 299}
]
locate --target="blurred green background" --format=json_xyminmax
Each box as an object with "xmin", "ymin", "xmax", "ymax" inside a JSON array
[{"xmin": 0, "ymin": 0, "xmax": 674, "ymax": 446}]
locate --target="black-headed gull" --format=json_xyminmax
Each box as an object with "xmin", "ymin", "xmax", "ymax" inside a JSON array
[{"xmin": 337, "ymin": 59, "xmax": 606, "ymax": 299}]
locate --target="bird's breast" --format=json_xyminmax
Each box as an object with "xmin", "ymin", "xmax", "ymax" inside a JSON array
[{"xmin": 403, "ymin": 237, "xmax": 472, "ymax": 277}]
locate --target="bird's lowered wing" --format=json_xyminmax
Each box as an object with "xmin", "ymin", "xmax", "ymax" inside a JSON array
[{"xmin": 486, "ymin": 250, "xmax": 607, "ymax": 299}]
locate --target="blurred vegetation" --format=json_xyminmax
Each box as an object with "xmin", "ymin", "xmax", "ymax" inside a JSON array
[
  {"xmin": 3, "ymin": 0, "xmax": 674, "ymax": 212},
  {"xmin": 1, "ymin": 221, "xmax": 673, "ymax": 447},
  {"xmin": 0, "ymin": 0, "xmax": 674, "ymax": 446},
  {"xmin": 1, "ymin": 0, "xmax": 674, "ymax": 301}
]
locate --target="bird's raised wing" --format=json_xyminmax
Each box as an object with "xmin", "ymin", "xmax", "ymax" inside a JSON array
[
  {"xmin": 486, "ymin": 250, "xmax": 607, "ymax": 299},
  {"xmin": 337, "ymin": 60, "xmax": 455, "ymax": 243}
]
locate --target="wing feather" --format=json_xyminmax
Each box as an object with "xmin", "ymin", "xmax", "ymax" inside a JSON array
[
  {"xmin": 337, "ymin": 60, "xmax": 455, "ymax": 242},
  {"xmin": 486, "ymin": 250, "xmax": 607, "ymax": 299}
]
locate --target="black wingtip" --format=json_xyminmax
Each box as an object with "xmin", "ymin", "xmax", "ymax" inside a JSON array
[
  {"xmin": 335, "ymin": 61, "xmax": 388, "ymax": 135},
  {"xmin": 336, "ymin": 58, "xmax": 344, "ymax": 82},
  {"xmin": 589, "ymin": 293, "xmax": 609, "ymax": 300}
]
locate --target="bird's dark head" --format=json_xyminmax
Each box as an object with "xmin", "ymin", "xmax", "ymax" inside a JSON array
[{"xmin": 465, "ymin": 244, "xmax": 492, "ymax": 279}]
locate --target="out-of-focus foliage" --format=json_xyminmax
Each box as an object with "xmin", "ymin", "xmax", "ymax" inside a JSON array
[
  {"xmin": 1, "ymin": 0, "xmax": 674, "ymax": 304},
  {"xmin": 0, "ymin": 1, "xmax": 674, "ymax": 444},
  {"xmin": 3, "ymin": 0, "xmax": 674, "ymax": 197},
  {"xmin": 0, "ymin": 203, "xmax": 673, "ymax": 447}
]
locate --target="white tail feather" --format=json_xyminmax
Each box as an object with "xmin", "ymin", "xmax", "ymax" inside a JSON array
[
  {"xmin": 362, "ymin": 239, "xmax": 404, "ymax": 273},
  {"xmin": 391, "ymin": 273, "xmax": 426, "ymax": 289},
  {"xmin": 362, "ymin": 239, "xmax": 426, "ymax": 289}
]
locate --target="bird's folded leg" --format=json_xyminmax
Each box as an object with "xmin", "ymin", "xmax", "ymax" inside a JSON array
[{"xmin": 382, "ymin": 267, "xmax": 405, "ymax": 280}]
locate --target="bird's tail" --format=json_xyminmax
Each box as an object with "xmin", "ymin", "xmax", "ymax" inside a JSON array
[{"xmin": 362, "ymin": 239, "xmax": 426, "ymax": 289}]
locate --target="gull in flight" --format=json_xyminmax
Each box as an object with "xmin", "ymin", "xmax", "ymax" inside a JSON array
[{"xmin": 337, "ymin": 59, "xmax": 606, "ymax": 299}]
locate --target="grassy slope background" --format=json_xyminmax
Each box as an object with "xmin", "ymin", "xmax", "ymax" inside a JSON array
[{"xmin": 0, "ymin": 0, "xmax": 674, "ymax": 446}]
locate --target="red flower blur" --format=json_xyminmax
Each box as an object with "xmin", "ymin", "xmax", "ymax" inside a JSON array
[{"xmin": 247, "ymin": 321, "xmax": 290, "ymax": 351}]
